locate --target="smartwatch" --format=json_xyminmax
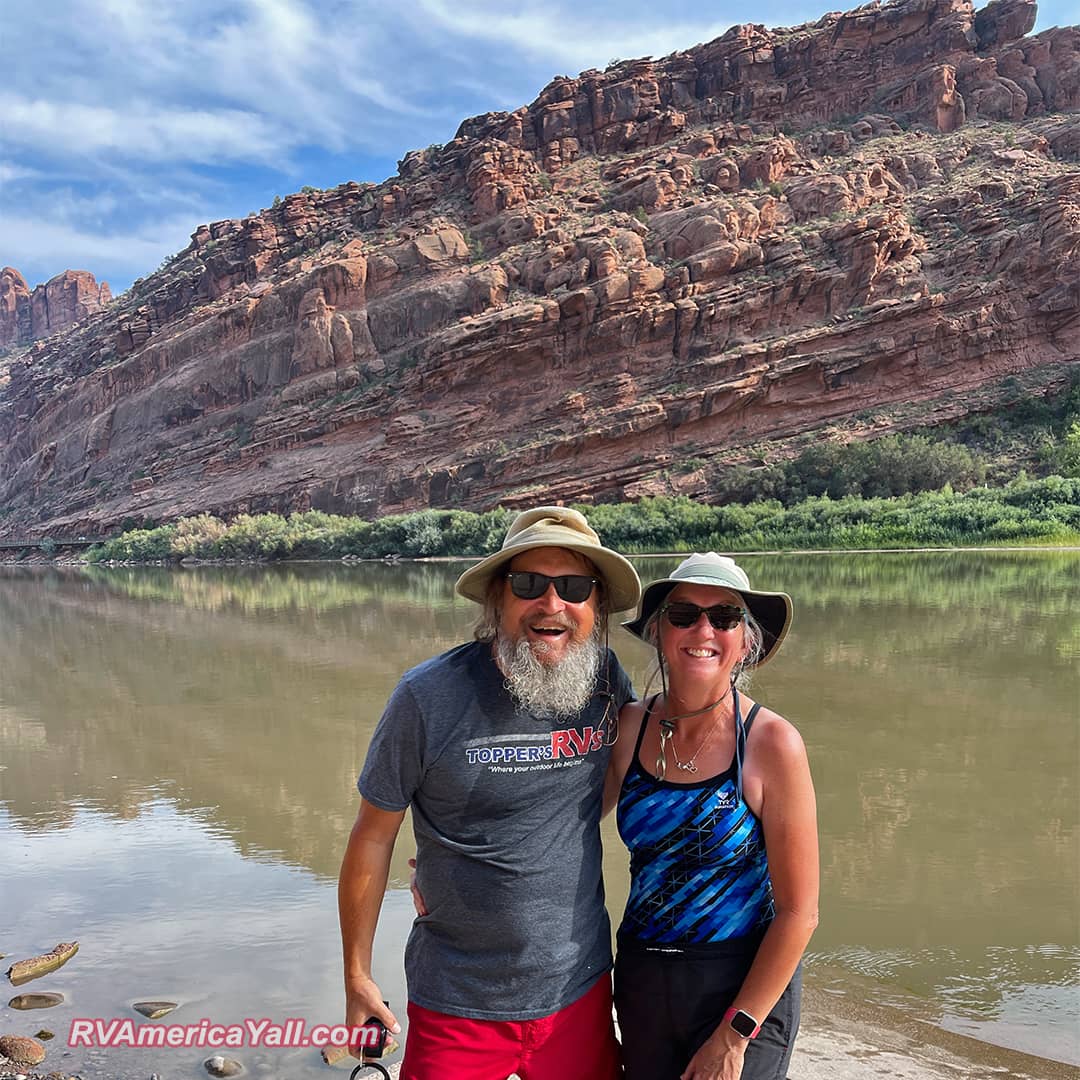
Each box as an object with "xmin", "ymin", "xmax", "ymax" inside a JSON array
[{"xmin": 723, "ymin": 1006, "xmax": 761, "ymax": 1039}]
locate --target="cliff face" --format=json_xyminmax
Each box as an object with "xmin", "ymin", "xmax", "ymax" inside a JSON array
[
  {"xmin": 0, "ymin": 268, "xmax": 112, "ymax": 350},
  {"xmin": 1, "ymin": 0, "xmax": 1078, "ymax": 537}
]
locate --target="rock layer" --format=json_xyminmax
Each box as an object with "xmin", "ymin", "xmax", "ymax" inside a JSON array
[{"xmin": 0, "ymin": 0, "xmax": 1077, "ymax": 537}]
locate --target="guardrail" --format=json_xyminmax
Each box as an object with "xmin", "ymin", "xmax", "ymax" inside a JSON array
[{"xmin": 0, "ymin": 538, "xmax": 104, "ymax": 550}]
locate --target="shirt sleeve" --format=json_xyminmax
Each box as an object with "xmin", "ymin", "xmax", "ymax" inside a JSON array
[{"xmin": 358, "ymin": 675, "xmax": 427, "ymax": 812}]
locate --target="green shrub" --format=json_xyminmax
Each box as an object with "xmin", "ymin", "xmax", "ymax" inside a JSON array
[
  {"xmin": 1051, "ymin": 420, "xmax": 1080, "ymax": 478},
  {"xmin": 171, "ymin": 514, "xmax": 228, "ymax": 557},
  {"xmin": 713, "ymin": 433, "xmax": 985, "ymax": 505},
  {"xmin": 217, "ymin": 514, "xmax": 293, "ymax": 559},
  {"xmin": 91, "ymin": 526, "xmax": 177, "ymax": 561}
]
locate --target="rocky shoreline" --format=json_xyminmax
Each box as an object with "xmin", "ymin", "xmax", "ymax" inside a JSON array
[{"xmin": 4, "ymin": 994, "xmax": 1078, "ymax": 1080}]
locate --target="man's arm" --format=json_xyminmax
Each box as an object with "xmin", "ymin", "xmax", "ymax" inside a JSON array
[{"xmin": 338, "ymin": 798, "xmax": 407, "ymax": 1050}]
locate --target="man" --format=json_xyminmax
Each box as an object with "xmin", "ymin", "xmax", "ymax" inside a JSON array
[{"xmin": 339, "ymin": 506, "xmax": 640, "ymax": 1080}]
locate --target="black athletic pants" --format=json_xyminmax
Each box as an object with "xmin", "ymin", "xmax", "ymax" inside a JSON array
[{"xmin": 614, "ymin": 932, "xmax": 801, "ymax": 1080}]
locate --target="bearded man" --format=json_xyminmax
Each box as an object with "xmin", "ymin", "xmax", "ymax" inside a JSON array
[{"xmin": 339, "ymin": 507, "xmax": 640, "ymax": 1080}]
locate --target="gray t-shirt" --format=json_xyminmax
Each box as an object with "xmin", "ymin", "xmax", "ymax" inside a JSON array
[{"xmin": 359, "ymin": 640, "xmax": 633, "ymax": 1020}]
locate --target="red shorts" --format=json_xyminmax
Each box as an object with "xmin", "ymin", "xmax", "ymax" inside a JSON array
[{"xmin": 400, "ymin": 973, "xmax": 620, "ymax": 1080}]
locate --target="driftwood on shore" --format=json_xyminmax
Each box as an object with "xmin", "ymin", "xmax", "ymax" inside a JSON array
[{"xmin": 6, "ymin": 942, "xmax": 79, "ymax": 985}]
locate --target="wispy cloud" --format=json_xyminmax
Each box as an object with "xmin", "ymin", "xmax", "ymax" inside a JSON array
[
  {"xmin": 0, "ymin": 162, "xmax": 46, "ymax": 185},
  {"xmin": 2, "ymin": 98, "xmax": 288, "ymax": 165},
  {"xmin": 410, "ymin": 0, "xmax": 735, "ymax": 70}
]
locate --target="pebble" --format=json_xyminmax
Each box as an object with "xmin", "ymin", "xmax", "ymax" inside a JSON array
[
  {"xmin": 131, "ymin": 1002, "xmax": 177, "ymax": 1020},
  {"xmin": 7, "ymin": 995, "xmax": 64, "ymax": 1011},
  {"xmin": 204, "ymin": 1056, "xmax": 243, "ymax": 1077}
]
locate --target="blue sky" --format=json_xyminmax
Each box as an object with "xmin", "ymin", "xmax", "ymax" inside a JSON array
[{"xmin": 3, "ymin": 0, "xmax": 1072, "ymax": 294}]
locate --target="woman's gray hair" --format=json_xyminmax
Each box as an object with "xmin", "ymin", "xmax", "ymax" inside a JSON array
[{"xmin": 640, "ymin": 602, "xmax": 764, "ymax": 692}]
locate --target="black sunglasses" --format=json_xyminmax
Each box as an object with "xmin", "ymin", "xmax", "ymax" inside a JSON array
[
  {"xmin": 661, "ymin": 601, "xmax": 745, "ymax": 631},
  {"xmin": 505, "ymin": 571, "xmax": 598, "ymax": 604}
]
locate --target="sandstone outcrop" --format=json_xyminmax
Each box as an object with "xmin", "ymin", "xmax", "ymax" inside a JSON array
[
  {"xmin": 0, "ymin": 0, "xmax": 1077, "ymax": 538},
  {"xmin": 0, "ymin": 267, "xmax": 111, "ymax": 349}
]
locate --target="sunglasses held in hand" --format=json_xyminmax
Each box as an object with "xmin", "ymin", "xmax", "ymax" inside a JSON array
[
  {"xmin": 505, "ymin": 572, "xmax": 599, "ymax": 603},
  {"xmin": 661, "ymin": 602, "xmax": 746, "ymax": 631}
]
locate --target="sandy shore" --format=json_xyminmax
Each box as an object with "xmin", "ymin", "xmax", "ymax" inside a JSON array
[{"xmin": 792, "ymin": 987, "xmax": 1079, "ymax": 1080}]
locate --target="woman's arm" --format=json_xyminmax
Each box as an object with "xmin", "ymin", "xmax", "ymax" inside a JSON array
[{"xmin": 681, "ymin": 714, "xmax": 819, "ymax": 1080}]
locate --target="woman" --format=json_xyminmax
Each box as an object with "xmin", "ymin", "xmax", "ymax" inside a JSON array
[{"xmin": 604, "ymin": 552, "xmax": 818, "ymax": 1080}]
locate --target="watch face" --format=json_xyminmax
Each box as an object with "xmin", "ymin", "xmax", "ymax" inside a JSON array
[{"xmin": 730, "ymin": 1010, "xmax": 758, "ymax": 1038}]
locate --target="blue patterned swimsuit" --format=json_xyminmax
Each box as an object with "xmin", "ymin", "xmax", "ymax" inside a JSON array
[{"xmin": 616, "ymin": 691, "xmax": 774, "ymax": 944}]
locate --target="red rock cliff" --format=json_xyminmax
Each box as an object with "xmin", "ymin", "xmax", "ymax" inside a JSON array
[
  {"xmin": 0, "ymin": 267, "xmax": 112, "ymax": 349},
  {"xmin": 0, "ymin": 0, "xmax": 1077, "ymax": 537}
]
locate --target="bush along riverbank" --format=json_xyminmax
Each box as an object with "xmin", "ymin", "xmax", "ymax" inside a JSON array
[{"xmin": 82, "ymin": 475, "xmax": 1080, "ymax": 564}]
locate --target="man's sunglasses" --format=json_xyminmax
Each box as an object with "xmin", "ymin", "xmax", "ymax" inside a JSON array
[
  {"xmin": 505, "ymin": 571, "xmax": 598, "ymax": 604},
  {"xmin": 661, "ymin": 602, "xmax": 746, "ymax": 631}
]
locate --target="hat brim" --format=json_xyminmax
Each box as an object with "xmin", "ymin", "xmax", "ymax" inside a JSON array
[
  {"xmin": 622, "ymin": 580, "xmax": 792, "ymax": 667},
  {"xmin": 456, "ymin": 539, "xmax": 642, "ymax": 613}
]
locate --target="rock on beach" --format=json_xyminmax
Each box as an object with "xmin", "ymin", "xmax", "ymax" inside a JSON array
[
  {"xmin": 0, "ymin": 1033, "xmax": 47, "ymax": 1066},
  {"xmin": 6, "ymin": 994, "xmax": 64, "ymax": 1010}
]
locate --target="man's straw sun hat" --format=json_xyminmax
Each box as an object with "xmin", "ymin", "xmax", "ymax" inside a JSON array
[{"xmin": 455, "ymin": 507, "xmax": 641, "ymax": 612}]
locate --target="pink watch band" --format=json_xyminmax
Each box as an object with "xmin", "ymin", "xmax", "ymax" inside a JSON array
[{"xmin": 723, "ymin": 1006, "xmax": 762, "ymax": 1039}]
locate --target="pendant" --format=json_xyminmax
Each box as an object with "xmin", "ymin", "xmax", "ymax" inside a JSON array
[{"xmin": 677, "ymin": 761, "xmax": 698, "ymax": 772}]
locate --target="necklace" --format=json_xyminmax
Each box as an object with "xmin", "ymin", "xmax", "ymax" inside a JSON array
[{"xmin": 655, "ymin": 687, "xmax": 733, "ymax": 779}]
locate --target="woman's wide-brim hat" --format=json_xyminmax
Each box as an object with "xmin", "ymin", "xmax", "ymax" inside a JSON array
[
  {"xmin": 455, "ymin": 506, "xmax": 642, "ymax": 613},
  {"xmin": 623, "ymin": 552, "xmax": 793, "ymax": 667}
]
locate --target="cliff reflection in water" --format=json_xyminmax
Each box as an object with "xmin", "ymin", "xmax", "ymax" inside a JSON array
[
  {"xmin": 0, "ymin": 552, "xmax": 1077, "ymax": 1056},
  {"xmin": 0, "ymin": 562, "xmax": 480, "ymax": 882}
]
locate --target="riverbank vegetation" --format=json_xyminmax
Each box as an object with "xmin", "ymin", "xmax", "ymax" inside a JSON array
[
  {"xmin": 713, "ymin": 371, "xmax": 1080, "ymax": 504},
  {"xmin": 86, "ymin": 474, "xmax": 1080, "ymax": 563}
]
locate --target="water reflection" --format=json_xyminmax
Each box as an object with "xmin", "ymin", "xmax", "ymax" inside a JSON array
[{"xmin": 1, "ymin": 552, "xmax": 1077, "ymax": 1067}]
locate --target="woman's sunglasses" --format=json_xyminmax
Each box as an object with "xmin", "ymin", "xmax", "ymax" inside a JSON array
[
  {"xmin": 505, "ymin": 571, "xmax": 598, "ymax": 604},
  {"xmin": 661, "ymin": 602, "xmax": 745, "ymax": 631}
]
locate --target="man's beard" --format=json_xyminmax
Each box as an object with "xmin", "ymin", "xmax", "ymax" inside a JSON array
[{"xmin": 494, "ymin": 625, "xmax": 602, "ymax": 720}]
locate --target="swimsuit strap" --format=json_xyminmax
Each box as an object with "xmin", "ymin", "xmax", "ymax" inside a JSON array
[
  {"xmin": 734, "ymin": 690, "xmax": 762, "ymax": 803},
  {"xmin": 632, "ymin": 694, "xmax": 660, "ymax": 760}
]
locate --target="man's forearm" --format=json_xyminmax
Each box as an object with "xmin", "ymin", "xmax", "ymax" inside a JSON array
[
  {"xmin": 340, "ymin": 840, "xmax": 391, "ymax": 982},
  {"xmin": 338, "ymin": 802, "xmax": 406, "ymax": 990}
]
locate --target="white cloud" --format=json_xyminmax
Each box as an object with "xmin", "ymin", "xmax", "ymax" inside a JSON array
[
  {"xmin": 1, "ymin": 97, "xmax": 289, "ymax": 165},
  {"xmin": 410, "ymin": 0, "xmax": 733, "ymax": 71},
  {"xmin": 0, "ymin": 162, "xmax": 45, "ymax": 185}
]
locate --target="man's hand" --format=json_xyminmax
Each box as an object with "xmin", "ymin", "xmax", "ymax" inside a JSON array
[
  {"xmin": 344, "ymin": 976, "xmax": 400, "ymax": 1060},
  {"xmin": 407, "ymin": 857, "xmax": 429, "ymax": 916},
  {"xmin": 680, "ymin": 1027, "xmax": 748, "ymax": 1080}
]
